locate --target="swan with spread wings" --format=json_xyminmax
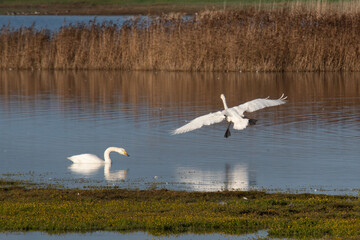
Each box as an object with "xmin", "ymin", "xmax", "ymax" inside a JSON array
[{"xmin": 172, "ymin": 94, "xmax": 287, "ymax": 138}]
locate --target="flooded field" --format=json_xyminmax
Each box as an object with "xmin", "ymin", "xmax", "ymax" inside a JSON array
[
  {"xmin": 1, "ymin": 71, "xmax": 359, "ymax": 194},
  {"xmin": 0, "ymin": 15, "xmax": 129, "ymax": 31}
]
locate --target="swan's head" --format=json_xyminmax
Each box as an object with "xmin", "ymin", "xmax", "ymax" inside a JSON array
[
  {"xmin": 220, "ymin": 94, "xmax": 228, "ymax": 109},
  {"xmin": 114, "ymin": 148, "xmax": 130, "ymax": 157},
  {"xmin": 220, "ymin": 94, "xmax": 226, "ymax": 101}
]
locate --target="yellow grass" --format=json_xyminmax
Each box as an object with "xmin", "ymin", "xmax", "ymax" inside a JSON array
[{"xmin": 1, "ymin": 2, "xmax": 360, "ymax": 71}]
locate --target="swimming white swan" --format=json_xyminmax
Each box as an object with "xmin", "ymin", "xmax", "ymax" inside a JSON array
[
  {"xmin": 172, "ymin": 93, "xmax": 287, "ymax": 138},
  {"xmin": 67, "ymin": 147, "xmax": 129, "ymax": 164}
]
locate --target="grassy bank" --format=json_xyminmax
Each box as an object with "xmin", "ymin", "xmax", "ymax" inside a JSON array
[
  {"xmin": 1, "ymin": 5, "xmax": 360, "ymax": 71},
  {"xmin": 0, "ymin": 179, "xmax": 360, "ymax": 238}
]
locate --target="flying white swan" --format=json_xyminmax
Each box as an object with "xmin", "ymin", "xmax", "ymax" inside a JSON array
[
  {"xmin": 172, "ymin": 93, "xmax": 287, "ymax": 138},
  {"xmin": 67, "ymin": 147, "xmax": 129, "ymax": 164}
]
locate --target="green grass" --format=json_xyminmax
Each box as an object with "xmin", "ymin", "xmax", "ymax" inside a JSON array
[{"xmin": 1, "ymin": 179, "xmax": 360, "ymax": 238}]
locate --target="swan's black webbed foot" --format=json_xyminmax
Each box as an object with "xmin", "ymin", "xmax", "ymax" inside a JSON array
[
  {"xmin": 224, "ymin": 128, "xmax": 231, "ymax": 138},
  {"xmin": 224, "ymin": 122, "xmax": 232, "ymax": 138},
  {"xmin": 249, "ymin": 119, "xmax": 257, "ymax": 126}
]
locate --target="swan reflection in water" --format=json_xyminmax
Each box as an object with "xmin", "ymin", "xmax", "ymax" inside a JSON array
[
  {"xmin": 67, "ymin": 147, "xmax": 130, "ymax": 181},
  {"xmin": 177, "ymin": 163, "xmax": 256, "ymax": 192},
  {"xmin": 68, "ymin": 163, "xmax": 128, "ymax": 181}
]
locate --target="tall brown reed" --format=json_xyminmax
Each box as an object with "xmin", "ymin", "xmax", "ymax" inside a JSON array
[{"xmin": 1, "ymin": 4, "xmax": 360, "ymax": 71}]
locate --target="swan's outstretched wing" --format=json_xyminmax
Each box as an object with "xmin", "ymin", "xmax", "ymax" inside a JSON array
[
  {"xmin": 232, "ymin": 94, "xmax": 287, "ymax": 115},
  {"xmin": 171, "ymin": 111, "xmax": 225, "ymax": 135}
]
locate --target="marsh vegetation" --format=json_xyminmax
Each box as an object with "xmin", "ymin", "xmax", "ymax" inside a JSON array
[
  {"xmin": 1, "ymin": 2, "xmax": 360, "ymax": 71},
  {"xmin": 0, "ymin": 179, "xmax": 360, "ymax": 238}
]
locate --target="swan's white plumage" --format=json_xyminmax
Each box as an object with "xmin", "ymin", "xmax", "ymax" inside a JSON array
[
  {"xmin": 67, "ymin": 147, "xmax": 129, "ymax": 164},
  {"xmin": 232, "ymin": 93, "xmax": 287, "ymax": 114},
  {"xmin": 171, "ymin": 94, "xmax": 287, "ymax": 135},
  {"xmin": 68, "ymin": 154, "xmax": 104, "ymax": 164},
  {"xmin": 171, "ymin": 111, "xmax": 225, "ymax": 135},
  {"xmin": 231, "ymin": 117, "xmax": 249, "ymax": 130}
]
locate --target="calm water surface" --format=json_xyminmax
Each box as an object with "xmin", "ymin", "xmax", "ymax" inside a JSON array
[
  {"xmin": 1, "ymin": 71, "xmax": 359, "ymax": 194},
  {"xmin": 0, "ymin": 15, "xmax": 131, "ymax": 31}
]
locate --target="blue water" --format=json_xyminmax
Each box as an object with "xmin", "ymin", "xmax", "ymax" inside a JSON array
[
  {"xmin": 0, "ymin": 15, "xmax": 131, "ymax": 31},
  {"xmin": 1, "ymin": 71, "xmax": 359, "ymax": 194},
  {"xmin": 0, "ymin": 70, "xmax": 359, "ymax": 239}
]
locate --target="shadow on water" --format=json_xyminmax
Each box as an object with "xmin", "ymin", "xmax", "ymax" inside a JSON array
[{"xmin": 0, "ymin": 70, "xmax": 360, "ymax": 193}]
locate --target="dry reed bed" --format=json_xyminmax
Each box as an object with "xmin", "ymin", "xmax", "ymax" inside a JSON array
[{"xmin": 1, "ymin": 7, "xmax": 360, "ymax": 71}]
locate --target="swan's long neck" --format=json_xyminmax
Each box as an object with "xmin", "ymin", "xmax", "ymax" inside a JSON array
[
  {"xmin": 220, "ymin": 94, "xmax": 228, "ymax": 110},
  {"xmin": 104, "ymin": 164, "xmax": 111, "ymax": 175},
  {"xmin": 104, "ymin": 147, "xmax": 117, "ymax": 164}
]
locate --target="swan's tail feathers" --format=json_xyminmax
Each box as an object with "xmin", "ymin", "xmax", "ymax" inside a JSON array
[
  {"xmin": 249, "ymin": 119, "xmax": 257, "ymax": 125},
  {"xmin": 224, "ymin": 122, "xmax": 232, "ymax": 138}
]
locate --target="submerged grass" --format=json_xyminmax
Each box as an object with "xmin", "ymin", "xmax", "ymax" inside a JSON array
[
  {"xmin": 1, "ymin": 2, "xmax": 360, "ymax": 71},
  {"xmin": 0, "ymin": 179, "xmax": 360, "ymax": 238}
]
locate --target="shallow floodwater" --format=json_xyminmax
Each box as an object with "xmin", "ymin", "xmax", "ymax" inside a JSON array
[
  {"xmin": 0, "ymin": 15, "xmax": 131, "ymax": 31},
  {"xmin": 1, "ymin": 71, "xmax": 359, "ymax": 193}
]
